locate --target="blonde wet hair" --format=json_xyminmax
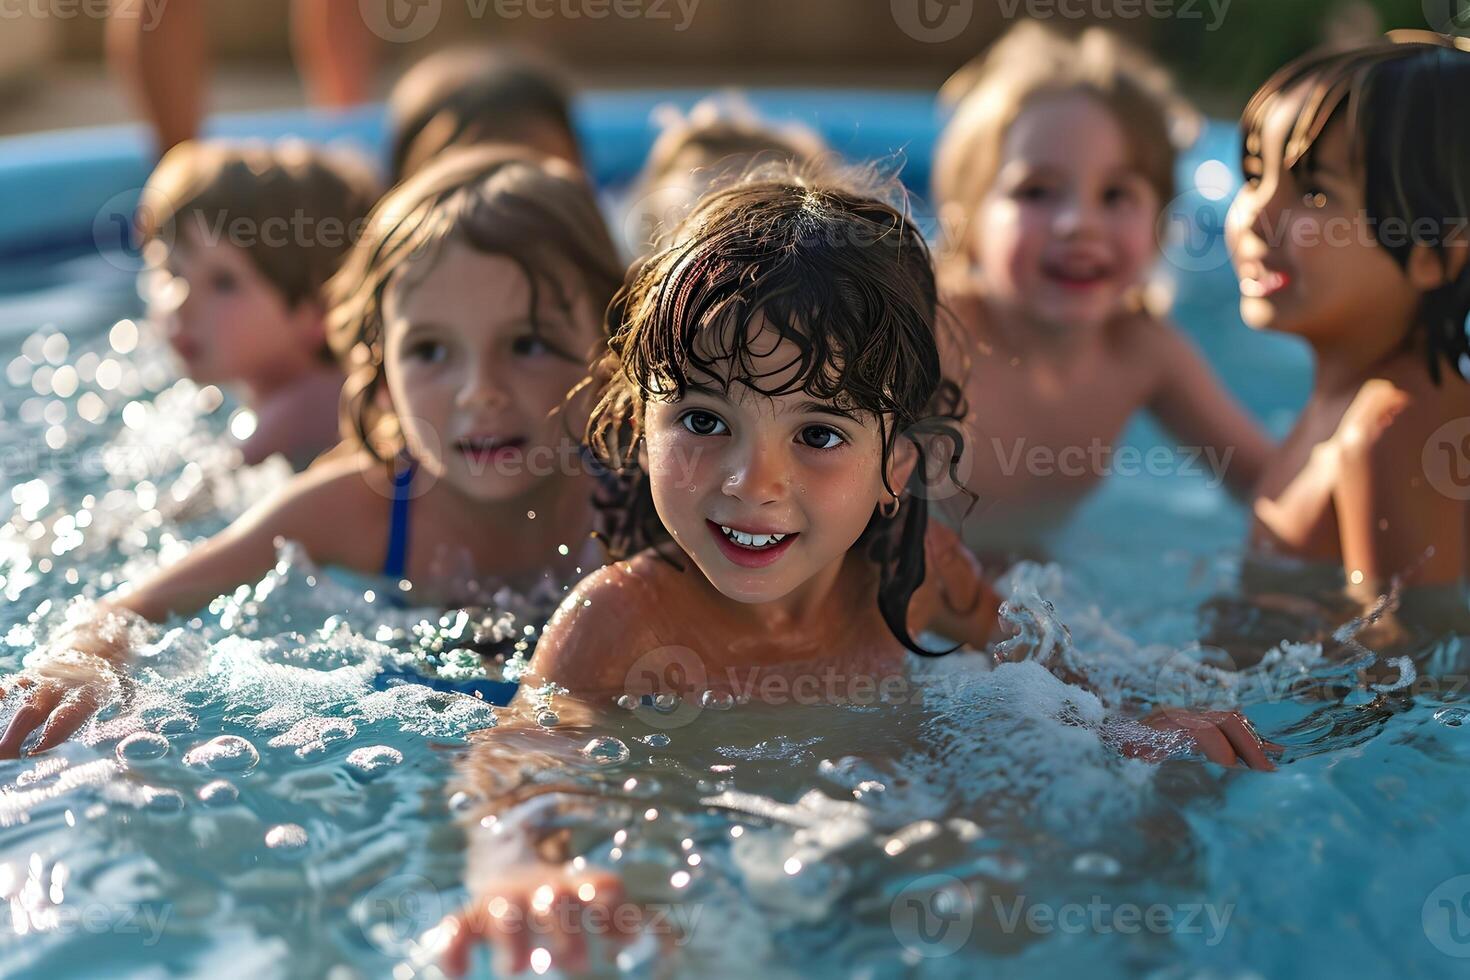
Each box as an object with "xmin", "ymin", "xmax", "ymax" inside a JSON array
[{"xmin": 931, "ymin": 22, "xmax": 1198, "ymax": 271}]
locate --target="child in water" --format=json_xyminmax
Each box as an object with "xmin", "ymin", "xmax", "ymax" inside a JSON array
[
  {"xmin": 139, "ymin": 139, "xmax": 380, "ymax": 469},
  {"xmin": 0, "ymin": 147, "xmax": 623, "ymax": 758},
  {"xmin": 931, "ymin": 23, "xmax": 1270, "ymax": 553},
  {"xmin": 387, "ymin": 45, "xmax": 582, "ymax": 184},
  {"xmin": 1227, "ymin": 33, "xmax": 1470, "ymax": 615},
  {"xmin": 621, "ymin": 93, "xmax": 826, "ymax": 257},
  {"xmin": 438, "ymin": 166, "xmax": 1278, "ymax": 977}
]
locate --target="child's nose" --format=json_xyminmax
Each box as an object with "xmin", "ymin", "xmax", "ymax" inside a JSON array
[
  {"xmin": 1053, "ymin": 196, "xmax": 1101, "ymax": 238},
  {"xmin": 722, "ymin": 439, "xmax": 788, "ymax": 505},
  {"xmin": 455, "ymin": 360, "xmax": 510, "ymax": 409}
]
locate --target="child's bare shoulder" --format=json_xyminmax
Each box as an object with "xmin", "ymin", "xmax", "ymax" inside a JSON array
[
  {"xmin": 1337, "ymin": 364, "xmax": 1467, "ymax": 467},
  {"xmin": 531, "ymin": 548, "xmax": 688, "ymax": 694},
  {"xmin": 242, "ymin": 451, "xmax": 391, "ymax": 567}
]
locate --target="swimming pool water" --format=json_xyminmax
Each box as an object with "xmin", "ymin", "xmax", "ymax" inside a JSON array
[{"xmin": 1, "ymin": 144, "xmax": 1469, "ymax": 979}]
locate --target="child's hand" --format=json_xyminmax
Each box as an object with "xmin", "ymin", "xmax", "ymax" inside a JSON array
[
  {"xmin": 0, "ymin": 650, "xmax": 127, "ymax": 759},
  {"xmin": 439, "ymin": 863, "xmax": 640, "ymax": 977},
  {"xmin": 1127, "ymin": 708, "xmax": 1282, "ymax": 771}
]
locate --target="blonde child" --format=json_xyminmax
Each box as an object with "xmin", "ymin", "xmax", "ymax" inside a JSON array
[
  {"xmin": 932, "ymin": 24, "xmax": 1270, "ymax": 553},
  {"xmin": 139, "ymin": 139, "xmax": 380, "ymax": 469},
  {"xmin": 621, "ymin": 93, "xmax": 826, "ymax": 258},
  {"xmin": 437, "ymin": 167, "xmax": 1278, "ymax": 977},
  {"xmin": 0, "ymin": 146, "xmax": 623, "ymax": 757},
  {"xmin": 1226, "ymin": 33, "xmax": 1470, "ymax": 614}
]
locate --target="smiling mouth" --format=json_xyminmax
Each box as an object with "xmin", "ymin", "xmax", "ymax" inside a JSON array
[
  {"xmin": 1240, "ymin": 268, "xmax": 1291, "ymax": 298},
  {"xmin": 1041, "ymin": 256, "xmax": 1113, "ymax": 290},
  {"xmin": 707, "ymin": 520, "xmax": 799, "ymax": 568}
]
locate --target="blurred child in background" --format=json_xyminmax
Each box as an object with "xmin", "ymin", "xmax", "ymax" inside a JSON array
[
  {"xmin": 387, "ymin": 45, "xmax": 582, "ymax": 184},
  {"xmin": 621, "ymin": 94, "xmax": 826, "ymax": 258},
  {"xmin": 139, "ymin": 139, "xmax": 380, "ymax": 469},
  {"xmin": 1227, "ymin": 33, "xmax": 1470, "ymax": 620},
  {"xmin": 0, "ymin": 147, "xmax": 623, "ymax": 758},
  {"xmin": 932, "ymin": 23, "xmax": 1270, "ymax": 556}
]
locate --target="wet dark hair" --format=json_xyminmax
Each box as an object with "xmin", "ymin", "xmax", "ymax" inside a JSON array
[
  {"xmin": 587, "ymin": 163, "xmax": 971, "ymax": 655},
  {"xmin": 388, "ymin": 45, "xmax": 580, "ymax": 183},
  {"xmin": 1241, "ymin": 33, "xmax": 1470, "ymax": 383},
  {"xmin": 328, "ymin": 145, "xmax": 623, "ymax": 465}
]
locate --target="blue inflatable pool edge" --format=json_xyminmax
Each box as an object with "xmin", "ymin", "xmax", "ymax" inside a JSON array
[{"xmin": 0, "ymin": 88, "xmax": 943, "ymax": 262}]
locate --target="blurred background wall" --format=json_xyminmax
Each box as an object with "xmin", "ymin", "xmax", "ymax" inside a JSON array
[{"xmin": 0, "ymin": 0, "xmax": 1452, "ymax": 133}]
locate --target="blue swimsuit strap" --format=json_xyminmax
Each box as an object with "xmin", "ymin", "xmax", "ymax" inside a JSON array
[{"xmin": 382, "ymin": 462, "xmax": 416, "ymax": 579}]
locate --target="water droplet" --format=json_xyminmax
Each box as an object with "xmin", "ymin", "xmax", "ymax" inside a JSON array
[
  {"xmin": 265, "ymin": 823, "xmax": 308, "ymax": 850},
  {"xmin": 700, "ymin": 690, "xmax": 734, "ymax": 710},
  {"xmin": 580, "ymin": 737, "xmax": 630, "ymax": 766},
  {"xmin": 1435, "ymin": 706, "xmax": 1469, "ymax": 727},
  {"xmin": 116, "ymin": 731, "xmax": 169, "ymax": 762},
  {"xmin": 197, "ymin": 780, "xmax": 238, "ymax": 806},
  {"xmin": 1072, "ymin": 852, "xmax": 1121, "ymax": 877},
  {"xmin": 346, "ymin": 745, "xmax": 404, "ymax": 780},
  {"xmin": 652, "ymin": 693, "xmax": 678, "ymax": 712},
  {"xmin": 639, "ymin": 733, "xmax": 670, "ymax": 748},
  {"xmin": 536, "ymin": 711, "xmax": 560, "ymax": 727},
  {"xmin": 143, "ymin": 787, "xmax": 186, "ymax": 813},
  {"xmin": 616, "ymin": 694, "xmax": 639, "ymax": 710},
  {"xmin": 182, "ymin": 735, "xmax": 260, "ymax": 773}
]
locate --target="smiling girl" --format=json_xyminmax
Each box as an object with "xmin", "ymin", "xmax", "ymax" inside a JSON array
[
  {"xmin": 1227, "ymin": 34, "xmax": 1470, "ymax": 612},
  {"xmin": 0, "ymin": 146, "xmax": 623, "ymax": 756},
  {"xmin": 438, "ymin": 166, "xmax": 1278, "ymax": 977},
  {"xmin": 932, "ymin": 23, "xmax": 1270, "ymax": 553}
]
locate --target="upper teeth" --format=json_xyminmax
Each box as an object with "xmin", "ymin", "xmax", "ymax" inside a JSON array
[{"xmin": 720, "ymin": 525, "xmax": 787, "ymax": 548}]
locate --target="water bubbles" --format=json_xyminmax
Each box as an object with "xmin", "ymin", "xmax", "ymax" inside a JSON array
[
  {"xmin": 108, "ymin": 320, "xmax": 139, "ymax": 354},
  {"xmin": 639, "ymin": 733, "xmax": 671, "ymax": 748},
  {"xmin": 265, "ymin": 824, "xmax": 309, "ymax": 851},
  {"xmin": 197, "ymin": 780, "xmax": 238, "ymax": 806},
  {"xmin": 345, "ymin": 745, "xmax": 403, "ymax": 780},
  {"xmin": 142, "ymin": 787, "xmax": 186, "ymax": 813},
  {"xmin": 115, "ymin": 732, "xmax": 170, "ymax": 762},
  {"xmin": 1434, "ymin": 707, "xmax": 1470, "ymax": 728},
  {"xmin": 1072, "ymin": 852, "xmax": 1122, "ymax": 877},
  {"xmin": 700, "ymin": 690, "xmax": 735, "ymax": 711},
  {"xmin": 535, "ymin": 711, "xmax": 560, "ymax": 728},
  {"xmin": 154, "ymin": 714, "xmax": 196, "ymax": 735},
  {"xmin": 182, "ymin": 735, "xmax": 260, "ymax": 773},
  {"xmin": 580, "ymin": 737, "xmax": 631, "ymax": 766},
  {"xmin": 616, "ymin": 694, "xmax": 639, "ymax": 711}
]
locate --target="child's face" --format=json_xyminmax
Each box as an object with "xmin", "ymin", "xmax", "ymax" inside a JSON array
[
  {"xmin": 382, "ymin": 239, "xmax": 599, "ymax": 502},
  {"xmin": 1226, "ymin": 86, "xmax": 1421, "ymax": 345},
  {"xmin": 970, "ymin": 92, "xmax": 1160, "ymax": 331},
  {"xmin": 641, "ymin": 320, "xmax": 906, "ymax": 606},
  {"xmin": 149, "ymin": 228, "xmax": 322, "ymax": 390}
]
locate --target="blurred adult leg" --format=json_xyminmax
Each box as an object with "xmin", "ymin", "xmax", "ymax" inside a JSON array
[
  {"xmin": 292, "ymin": 0, "xmax": 379, "ymax": 108},
  {"xmin": 107, "ymin": 0, "xmax": 207, "ymax": 155}
]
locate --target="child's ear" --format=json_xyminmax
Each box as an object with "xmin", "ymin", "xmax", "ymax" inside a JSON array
[
  {"xmin": 886, "ymin": 436, "xmax": 919, "ymax": 497},
  {"xmin": 1408, "ymin": 240, "xmax": 1470, "ymax": 292}
]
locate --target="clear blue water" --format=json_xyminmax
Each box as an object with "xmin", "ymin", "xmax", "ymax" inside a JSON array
[{"xmin": 1, "ymin": 179, "xmax": 1468, "ymax": 980}]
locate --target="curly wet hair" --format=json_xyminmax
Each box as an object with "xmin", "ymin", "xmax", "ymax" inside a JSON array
[{"xmin": 587, "ymin": 162, "xmax": 972, "ymax": 655}]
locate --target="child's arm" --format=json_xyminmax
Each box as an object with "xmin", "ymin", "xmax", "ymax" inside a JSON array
[
  {"xmin": 1145, "ymin": 318, "xmax": 1273, "ymax": 498},
  {"xmin": 1334, "ymin": 381, "xmax": 1464, "ymax": 600},
  {"xmin": 919, "ymin": 522, "xmax": 1001, "ymax": 649},
  {"xmin": 0, "ymin": 459, "xmax": 379, "ymax": 758},
  {"xmin": 440, "ymin": 569, "xmax": 662, "ymax": 975}
]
